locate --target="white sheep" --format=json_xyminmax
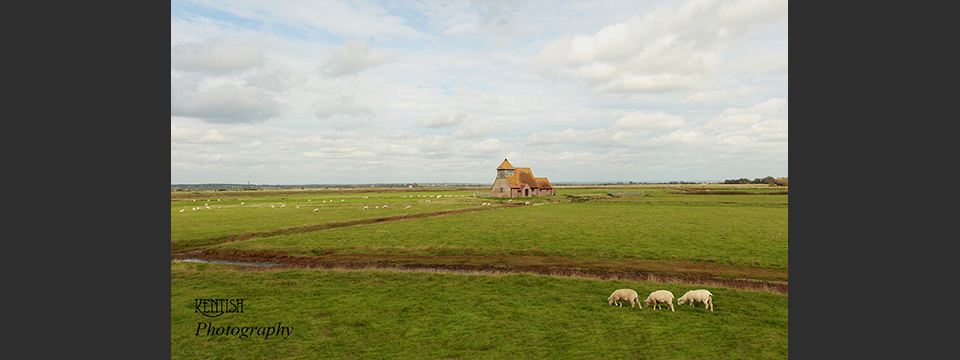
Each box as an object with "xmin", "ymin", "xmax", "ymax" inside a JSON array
[
  {"xmin": 676, "ymin": 290, "xmax": 713, "ymax": 311},
  {"xmin": 405, "ymin": 205, "xmax": 411, "ymax": 209},
  {"xmin": 362, "ymin": 206, "xmax": 369, "ymax": 209},
  {"xmin": 179, "ymin": 209, "xmax": 184, "ymax": 212},
  {"xmin": 241, "ymin": 202, "xmax": 245, "ymax": 205},
  {"xmin": 313, "ymin": 208, "xmax": 319, "ymax": 212},
  {"xmin": 607, "ymin": 289, "xmax": 641, "ymax": 308},
  {"xmin": 270, "ymin": 205, "xmax": 275, "ymax": 208},
  {"xmin": 643, "ymin": 290, "xmax": 675, "ymax": 311},
  {"xmin": 382, "ymin": 205, "xmax": 387, "ymax": 209}
]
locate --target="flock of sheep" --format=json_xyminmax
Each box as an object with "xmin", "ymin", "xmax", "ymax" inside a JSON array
[
  {"xmin": 607, "ymin": 289, "xmax": 714, "ymax": 312},
  {"xmin": 178, "ymin": 194, "xmax": 502, "ymax": 214}
]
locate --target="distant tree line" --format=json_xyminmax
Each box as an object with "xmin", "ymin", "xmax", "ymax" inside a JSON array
[{"xmin": 723, "ymin": 176, "xmax": 787, "ymax": 186}]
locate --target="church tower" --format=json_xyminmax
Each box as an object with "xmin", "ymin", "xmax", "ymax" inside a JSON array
[{"xmin": 496, "ymin": 159, "xmax": 515, "ymax": 178}]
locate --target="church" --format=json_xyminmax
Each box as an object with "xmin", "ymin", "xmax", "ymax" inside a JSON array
[{"xmin": 490, "ymin": 159, "xmax": 555, "ymax": 197}]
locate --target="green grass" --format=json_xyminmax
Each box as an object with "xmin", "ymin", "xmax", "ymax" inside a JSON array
[
  {"xmin": 214, "ymin": 201, "xmax": 788, "ymax": 271},
  {"xmin": 172, "ymin": 193, "xmax": 482, "ymax": 243},
  {"xmin": 172, "ymin": 261, "xmax": 787, "ymax": 359}
]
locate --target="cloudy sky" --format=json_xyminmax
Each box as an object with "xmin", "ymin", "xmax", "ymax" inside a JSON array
[{"xmin": 171, "ymin": 0, "xmax": 788, "ymax": 185}]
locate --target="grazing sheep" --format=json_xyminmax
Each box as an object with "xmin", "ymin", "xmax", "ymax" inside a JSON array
[
  {"xmin": 241, "ymin": 202, "xmax": 245, "ymax": 205},
  {"xmin": 643, "ymin": 290, "xmax": 675, "ymax": 311},
  {"xmin": 280, "ymin": 204, "xmax": 285, "ymax": 208},
  {"xmin": 607, "ymin": 289, "xmax": 641, "ymax": 308},
  {"xmin": 382, "ymin": 205, "xmax": 387, "ymax": 209},
  {"xmin": 677, "ymin": 290, "xmax": 713, "ymax": 311},
  {"xmin": 218, "ymin": 206, "xmax": 221, "ymax": 210},
  {"xmin": 405, "ymin": 205, "xmax": 411, "ymax": 209},
  {"xmin": 179, "ymin": 209, "xmax": 184, "ymax": 212},
  {"xmin": 313, "ymin": 208, "xmax": 319, "ymax": 212},
  {"xmin": 362, "ymin": 206, "xmax": 369, "ymax": 209},
  {"xmin": 270, "ymin": 205, "xmax": 275, "ymax": 208}
]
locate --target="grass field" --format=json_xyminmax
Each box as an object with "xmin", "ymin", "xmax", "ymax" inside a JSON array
[
  {"xmin": 172, "ymin": 262, "xmax": 788, "ymax": 359},
  {"xmin": 171, "ymin": 184, "xmax": 788, "ymax": 359}
]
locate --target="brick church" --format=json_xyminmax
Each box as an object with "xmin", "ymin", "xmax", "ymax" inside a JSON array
[{"xmin": 491, "ymin": 159, "xmax": 555, "ymax": 197}]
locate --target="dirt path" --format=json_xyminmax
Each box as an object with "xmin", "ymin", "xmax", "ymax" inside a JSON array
[{"xmin": 171, "ymin": 249, "xmax": 788, "ymax": 295}]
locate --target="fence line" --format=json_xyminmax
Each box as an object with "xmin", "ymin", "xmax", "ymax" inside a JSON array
[{"xmin": 474, "ymin": 191, "xmax": 492, "ymax": 197}]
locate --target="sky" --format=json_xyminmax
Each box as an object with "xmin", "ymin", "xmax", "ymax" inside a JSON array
[{"xmin": 171, "ymin": 0, "xmax": 787, "ymax": 185}]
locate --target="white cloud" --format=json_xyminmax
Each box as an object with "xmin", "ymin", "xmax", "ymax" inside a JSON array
[
  {"xmin": 610, "ymin": 111, "xmax": 685, "ymax": 131},
  {"xmin": 704, "ymin": 98, "xmax": 786, "ymax": 132},
  {"xmin": 416, "ymin": 110, "xmax": 470, "ymax": 128},
  {"xmin": 728, "ymin": 51, "xmax": 788, "ymax": 75},
  {"xmin": 171, "ymin": 85, "xmax": 282, "ymax": 124},
  {"xmin": 321, "ymin": 39, "xmax": 398, "ymax": 78},
  {"xmin": 244, "ymin": 62, "xmax": 306, "ymax": 92},
  {"xmin": 171, "ymin": 126, "xmax": 234, "ymax": 144},
  {"xmin": 453, "ymin": 122, "xmax": 500, "ymax": 139},
  {"xmin": 527, "ymin": 0, "xmax": 787, "ymax": 93},
  {"xmin": 684, "ymin": 85, "xmax": 762, "ymax": 103},
  {"xmin": 171, "ymin": 37, "xmax": 262, "ymax": 74}
]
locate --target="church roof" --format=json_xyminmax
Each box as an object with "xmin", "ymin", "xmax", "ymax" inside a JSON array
[
  {"xmin": 535, "ymin": 177, "xmax": 553, "ymax": 189},
  {"xmin": 497, "ymin": 159, "xmax": 515, "ymax": 170}
]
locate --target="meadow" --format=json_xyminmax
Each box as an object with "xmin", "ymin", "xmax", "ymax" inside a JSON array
[
  {"xmin": 171, "ymin": 184, "xmax": 788, "ymax": 359},
  {"xmin": 172, "ymin": 262, "xmax": 787, "ymax": 359}
]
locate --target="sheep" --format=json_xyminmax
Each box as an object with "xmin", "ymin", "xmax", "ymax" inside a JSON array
[
  {"xmin": 405, "ymin": 205, "xmax": 411, "ymax": 209},
  {"xmin": 382, "ymin": 205, "xmax": 387, "ymax": 209},
  {"xmin": 241, "ymin": 202, "xmax": 245, "ymax": 205},
  {"xmin": 280, "ymin": 204, "xmax": 285, "ymax": 208},
  {"xmin": 362, "ymin": 206, "xmax": 369, "ymax": 209},
  {"xmin": 607, "ymin": 289, "xmax": 641, "ymax": 308},
  {"xmin": 218, "ymin": 206, "xmax": 221, "ymax": 210},
  {"xmin": 270, "ymin": 205, "xmax": 275, "ymax": 208},
  {"xmin": 643, "ymin": 290, "xmax": 675, "ymax": 311},
  {"xmin": 313, "ymin": 208, "xmax": 319, "ymax": 212},
  {"xmin": 676, "ymin": 290, "xmax": 713, "ymax": 311},
  {"xmin": 179, "ymin": 209, "xmax": 184, "ymax": 212}
]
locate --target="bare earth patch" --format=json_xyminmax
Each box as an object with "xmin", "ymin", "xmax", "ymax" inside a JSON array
[{"xmin": 171, "ymin": 248, "xmax": 788, "ymax": 295}]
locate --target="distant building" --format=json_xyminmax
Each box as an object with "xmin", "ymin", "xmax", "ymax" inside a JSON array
[{"xmin": 491, "ymin": 159, "xmax": 555, "ymax": 197}]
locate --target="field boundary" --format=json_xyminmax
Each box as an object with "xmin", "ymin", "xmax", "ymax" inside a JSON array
[
  {"xmin": 171, "ymin": 206, "xmax": 509, "ymax": 252},
  {"xmin": 171, "ymin": 249, "xmax": 788, "ymax": 295}
]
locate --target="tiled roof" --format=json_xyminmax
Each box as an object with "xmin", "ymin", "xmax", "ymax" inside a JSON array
[
  {"xmin": 496, "ymin": 160, "xmax": 552, "ymax": 191},
  {"xmin": 535, "ymin": 177, "xmax": 553, "ymax": 189}
]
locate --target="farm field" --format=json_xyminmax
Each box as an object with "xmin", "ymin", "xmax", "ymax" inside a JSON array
[{"xmin": 171, "ymin": 184, "xmax": 788, "ymax": 358}]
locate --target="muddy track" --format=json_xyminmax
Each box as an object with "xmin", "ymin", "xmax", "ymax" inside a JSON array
[{"xmin": 172, "ymin": 249, "xmax": 788, "ymax": 295}]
